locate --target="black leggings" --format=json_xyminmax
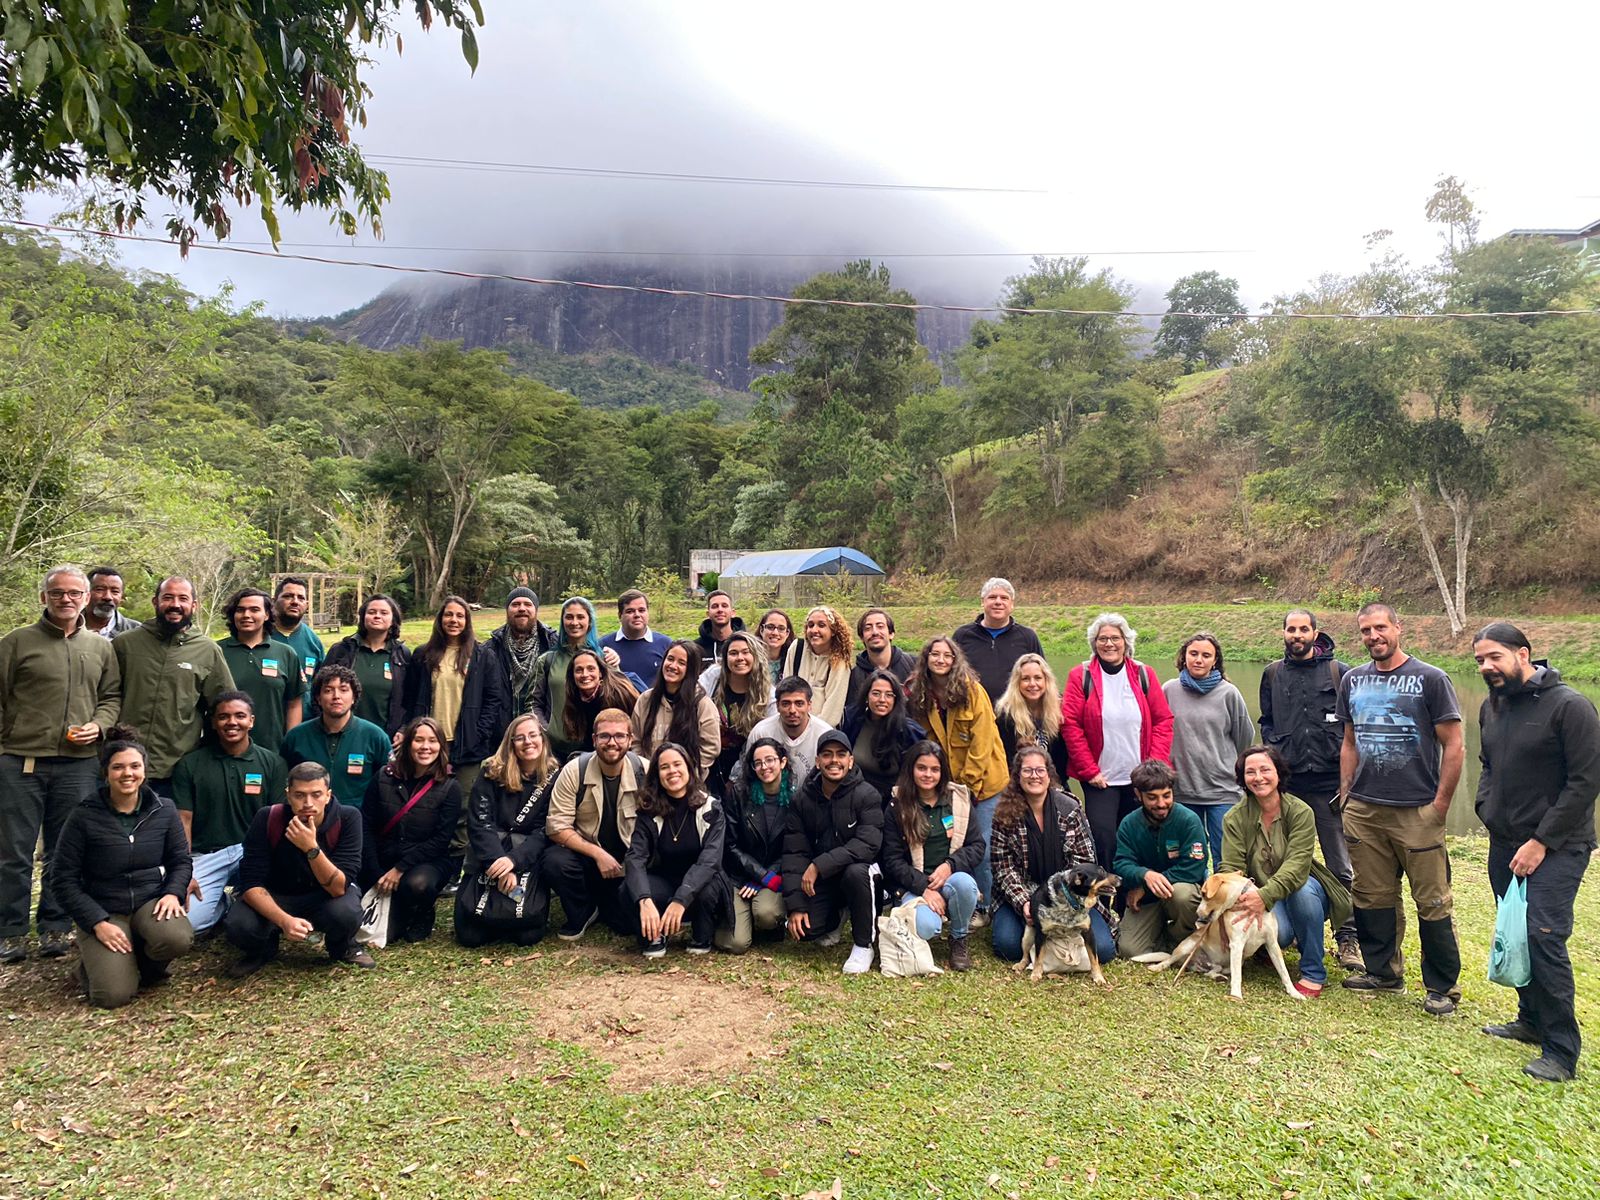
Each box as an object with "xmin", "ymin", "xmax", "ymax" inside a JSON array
[{"xmin": 1081, "ymin": 783, "xmax": 1140, "ymax": 872}]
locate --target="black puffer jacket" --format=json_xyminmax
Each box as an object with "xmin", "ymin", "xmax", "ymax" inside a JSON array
[
  {"xmin": 1258, "ymin": 632, "xmax": 1349, "ymax": 779},
  {"xmin": 49, "ymin": 783, "xmax": 192, "ymax": 929},
  {"xmin": 362, "ymin": 768, "xmax": 462, "ymax": 882},
  {"xmin": 1476, "ymin": 664, "xmax": 1600, "ymax": 853},
  {"xmin": 782, "ymin": 764, "xmax": 884, "ymax": 914}
]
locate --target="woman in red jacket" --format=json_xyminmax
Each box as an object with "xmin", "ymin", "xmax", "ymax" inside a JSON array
[{"xmin": 1060, "ymin": 612, "xmax": 1174, "ymax": 870}]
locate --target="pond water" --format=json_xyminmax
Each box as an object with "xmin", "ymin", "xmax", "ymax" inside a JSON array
[{"xmin": 1044, "ymin": 654, "xmax": 1600, "ymax": 838}]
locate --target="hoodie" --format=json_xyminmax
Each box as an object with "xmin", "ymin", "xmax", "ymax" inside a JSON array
[
  {"xmin": 1258, "ymin": 631, "xmax": 1349, "ymax": 787},
  {"xmin": 694, "ymin": 615, "xmax": 748, "ymax": 664},
  {"xmin": 1476, "ymin": 665, "xmax": 1600, "ymax": 853}
]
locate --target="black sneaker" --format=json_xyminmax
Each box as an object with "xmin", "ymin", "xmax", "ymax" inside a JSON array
[
  {"xmin": 1342, "ymin": 972, "xmax": 1406, "ymax": 993},
  {"xmin": 642, "ymin": 937, "xmax": 667, "ymax": 960},
  {"xmin": 0, "ymin": 936, "xmax": 27, "ymax": 964},
  {"xmin": 1423, "ymin": 991, "xmax": 1458, "ymax": 1017},
  {"xmin": 1483, "ymin": 1020, "xmax": 1541, "ymax": 1045},
  {"xmin": 1523, "ymin": 1055, "xmax": 1575, "ymax": 1083},
  {"xmin": 341, "ymin": 946, "xmax": 377, "ymax": 969},
  {"xmin": 38, "ymin": 929, "xmax": 72, "ymax": 958},
  {"xmin": 686, "ymin": 941, "xmax": 713, "ymax": 956},
  {"xmin": 557, "ymin": 908, "xmax": 599, "ymax": 942},
  {"xmin": 228, "ymin": 951, "xmax": 275, "ymax": 980}
]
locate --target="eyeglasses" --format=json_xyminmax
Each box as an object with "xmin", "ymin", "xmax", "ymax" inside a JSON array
[
  {"xmin": 752, "ymin": 757, "xmax": 782, "ymax": 769},
  {"xmin": 45, "ymin": 590, "xmax": 87, "ymax": 601},
  {"xmin": 593, "ymin": 732, "xmax": 630, "ymax": 744},
  {"xmin": 510, "ymin": 734, "xmax": 542, "ymax": 745},
  {"xmin": 758, "ymin": 623, "xmax": 787, "ymax": 633},
  {"xmin": 1019, "ymin": 767, "xmax": 1050, "ymax": 777},
  {"xmin": 1094, "ymin": 636, "xmax": 1124, "ymax": 645}
]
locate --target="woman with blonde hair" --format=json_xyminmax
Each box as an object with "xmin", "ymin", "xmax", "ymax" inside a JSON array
[
  {"xmin": 995, "ymin": 653, "xmax": 1070, "ymax": 786},
  {"xmin": 780, "ymin": 605, "xmax": 853, "ymax": 725},
  {"xmin": 454, "ymin": 713, "xmax": 559, "ymax": 947}
]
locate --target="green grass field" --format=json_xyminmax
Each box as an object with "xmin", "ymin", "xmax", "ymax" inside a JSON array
[{"xmin": 3, "ymin": 839, "xmax": 1596, "ymax": 1199}]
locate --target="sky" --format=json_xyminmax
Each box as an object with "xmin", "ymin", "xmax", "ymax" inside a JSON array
[{"xmin": 24, "ymin": 1, "xmax": 1600, "ymax": 320}]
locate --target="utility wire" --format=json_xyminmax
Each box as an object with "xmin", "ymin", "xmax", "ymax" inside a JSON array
[
  {"xmin": 232, "ymin": 241, "xmax": 1253, "ymax": 260},
  {"xmin": 16, "ymin": 221, "xmax": 1600, "ymax": 322}
]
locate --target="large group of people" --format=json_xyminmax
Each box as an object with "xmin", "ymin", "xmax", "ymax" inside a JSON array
[{"xmin": 2, "ymin": 567, "xmax": 1595, "ymax": 1084}]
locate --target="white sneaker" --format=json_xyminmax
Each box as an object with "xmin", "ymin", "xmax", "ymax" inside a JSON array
[{"xmin": 842, "ymin": 945, "xmax": 875, "ymax": 975}]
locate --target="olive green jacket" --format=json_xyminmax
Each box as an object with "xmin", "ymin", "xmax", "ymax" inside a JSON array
[
  {"xmin": 1220, "ymin": 792, "xmax": 1353, "ymax": 931},
  {"xmin": 0, "ymin": 615, "xmax": 121, "ymax": 758},
  {"xmin": 113, "ymin": 621, "xmax": 235, "ymax": 777}
]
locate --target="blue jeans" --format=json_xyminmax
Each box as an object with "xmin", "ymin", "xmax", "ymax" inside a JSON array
[
  {"xmin": 969, "ymin": 792, "xmax": 1001, "ymax": 911},
  {"xmin": 187, "ymin": 843, "xmax": 244, "ymax": 934},
  {"xmin": 0, "ymin": 753, "xmax": 99, "ymax": 937},
  {"xmin": 991, "ymin": 901, "xmax": 1116, "ymax": 965},
  {"xmin": 1274, "ymin": 875, "xmax": 1330, "ymax": 985},
  {"xmin": 1182, "ymin": 802, "xmax": 1233, "ymax": 874},
  {"xmin": 901, "ymin": 871, "xmax": 979, "ymax": 940}
]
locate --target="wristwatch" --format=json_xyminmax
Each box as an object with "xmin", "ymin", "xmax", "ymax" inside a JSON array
[{"xmin": 305, "ymin": 846, "xmax": 323, "ymax": 862}]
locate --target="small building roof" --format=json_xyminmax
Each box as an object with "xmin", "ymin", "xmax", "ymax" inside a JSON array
[{"xmin": 722, "ymin": 547, "xmax": 885, "ymax": 578}]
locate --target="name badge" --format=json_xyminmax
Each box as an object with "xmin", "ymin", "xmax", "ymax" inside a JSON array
[
  {"xmin": 1166, "ymin": 846, "xmax": 1179, "ymax": 859},
  {"xmin": 261, "ymin": 658, "xmax": 280, "ymax": 678},
  {"xmin": 347, "ymin": 753, "xmax": 366, "ymax": 775},
  {"xmin": 303, "ymin": 664, "xmax": 315, "ymax": 681},
  {"xmin": 1189, "ymin": 843, "xmax": 1206, "ymax": 860},
  {"xmin": 382, "ymin": 662, "xmax": 392, "ymax": 680},
  {"xmin": 244, "ymin": 772, "xmax": 263, "ymax": 795},
  {"xmin": 940, "ymin": 813, "xmax": 955, "ymax": 833}
]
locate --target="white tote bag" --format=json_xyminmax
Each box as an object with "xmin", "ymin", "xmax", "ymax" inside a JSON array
[
  {"xmin": 877, "ymin": 900, "xmax": 942, "ymax": 977},
  {"xmin": 354, "ymin": 887, "xmax": 391, "ymax": 950}
]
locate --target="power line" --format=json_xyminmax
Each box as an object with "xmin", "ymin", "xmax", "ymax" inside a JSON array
[
  {"xmin": 16, "ymin": 221, "xmax": 1600, "ymax": 322},
  {"xmin": 362, "ymin": 152, "xmax": 1046, "ymax": 195},
  {"xmin": 236, "ymin": 240, "xmax": 1254, "ymax": 260}
]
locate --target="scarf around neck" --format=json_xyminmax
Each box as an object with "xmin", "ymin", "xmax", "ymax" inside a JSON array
[{"xmin": 1181, "ymin": 668, "xmax": 1224, "ymax": 695}]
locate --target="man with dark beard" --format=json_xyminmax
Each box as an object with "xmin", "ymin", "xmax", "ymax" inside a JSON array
[
  {"xmin": 270, "ymin": 576, "xmax": 326, "ymax": 709},
  {"xmin": 114, "ymin": 577, "xmax": 234, "ymax": 796},
  {"xmin": 488, "ymin": 587, "xmax": 556, "ymax": 719},
  {"xmin": 83, "ymin": 567, "xmax": 140, "ymax": 640},
  {"xmin": 1473, "ymin": 622, "xmax": 1600, "ymax": 1083}
]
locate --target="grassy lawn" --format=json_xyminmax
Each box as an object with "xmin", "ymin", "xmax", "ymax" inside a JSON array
[{"xmin": 3, "ymin": 838, "xmax": 1596, "ymax": 1198}]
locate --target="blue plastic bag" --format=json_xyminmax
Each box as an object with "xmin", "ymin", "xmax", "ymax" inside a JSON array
[{"xmin": 1488, "ymin": 877, "xmax": 1532, "ymax": 988}]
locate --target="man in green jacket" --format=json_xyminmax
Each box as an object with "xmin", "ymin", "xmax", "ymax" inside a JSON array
[
  {"xmin": 1114, "ymin": 759, "xmax": 1208, "ymax": 957},
  {"xmin": 113, "ymin": 577, "xmax": 235, "ymax": 792},
  {"xmin": 0, "ymin": 566, "xmax": 122, "ymax": 963}
]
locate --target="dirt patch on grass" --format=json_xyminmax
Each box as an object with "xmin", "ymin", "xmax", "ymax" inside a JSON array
[{"xmin": 500, "ymin": 970, "xmax": 791, "ymax": 1093}]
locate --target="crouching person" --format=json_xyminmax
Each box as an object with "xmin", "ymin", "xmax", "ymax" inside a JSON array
[
  {"xmin": 882, "ymin": 741, "xmax": 983, "ymax": 971},
  {"xmin": 50, "ymin": 728, "xmax": 194, "ymax": 1007},
  {"xmin": 224, "ymin": 762, "xmax": 370, "ymax": 976},
  {"xmin": 1220, "ymin": 745, "xmax": 1353, "ymax": 998},
  {"xmin": 361, "ymin": 717, "xmax": 461, "ymax": 945},
  {"xmin": 783, "ymin": 730, "xmax": 884, "ymax": 974},
  {"xmin": 455, "ymin": 714, "xmax": 558, "ymax": 948},
  {"xmin": 1114, "ymin": 759, "xmax": 1206, "ymax": 958},
  {"xmin": 715, "ymin": 738, "xmax": 793, "ymax": 953},
  {"xmin": 543, "ymin": 709, "xmax": 645, "ymax": 940},
  {"xmin": 626, "ymin": 744, "xmax": 729, "ymax": 958}
]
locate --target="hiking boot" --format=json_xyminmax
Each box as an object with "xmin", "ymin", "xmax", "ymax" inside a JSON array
[
  {"xmin": 1523, "ymin": 1055, "xmax": 1575, "ymax": 1083},
  {"xmin": 1335, "ymin": 934, "xmax": 1364, "ymax": 972},
  {"xmin": 1483, "ymin": 1020, "xmax": 1541, "ymax": 1045},
  {"xmin": 949, "ymin": 936, "xmax": 972, "ymax": 972},
  {"xmin": 38, "ymin": 929, "xmax": 72, "ymax": 958},
  {"xmin": 642, "ymin": 937, "xmax": 667, "ymax": 960},
  {"xmin": 1423, "ymin": 991, "xmax": 1457, "ymax": 1017},
  {"xmin": 340, "ymin": 946, "xmax": 377, "ymax": 969},
  {"xmin": 557, "ymin": 907, "xmax": 599, "ymax": 942},
  {"xmin": 1341, "ymin": 972, "xmax": 1405, "ymax": 993},
  {"xmin": 0, "ymin": 935, "xmax": 27, "ymax": 964},
  {"xmin": 228, "ymin": 951, "xmax": 276, "ymax": 980}
]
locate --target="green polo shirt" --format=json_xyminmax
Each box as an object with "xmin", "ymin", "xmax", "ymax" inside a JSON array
[
  {"xmin": 172, "ymin": 741, "xmax": 287, "ymax": 854},
  {"xmin": 279, "ymin": 714, "xmax": 391, "ymax": 809},
  {"xmin": 350, "ymin": 642, "xmax": 395, "ymax": 729},
  {"xmin": 270, "ymin": 622, "xmax": 327, "ymax": 706},
  {"xmin": 921, "ymin": 799, "xmax": 954, "ymax": 869},
  {"xmin": 218, "ymin": 636, "xmax": 303, "ymax": 753}
]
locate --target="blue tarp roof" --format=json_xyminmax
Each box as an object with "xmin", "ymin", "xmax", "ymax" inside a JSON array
[{"xmin": 721, "ymin": 547, "xmax": 885, "ymax": 578}]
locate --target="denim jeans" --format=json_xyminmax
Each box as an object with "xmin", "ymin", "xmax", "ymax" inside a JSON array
[
  {"xmin": 1273, "ymin": 874, "xmax": 1330, "ymax": 985},
  {"xmin": 901, "ymin": 871, "xmax": 979, "ymax": 940},
  {"xmin": 187, "ymin": 843, "xmax": 244, "ymax": 934},
  {"xmin": 991, "ymin": 900, "xmax": 1116, "ymax": 965},
  {"xmin": 1181, "ymin": 801, "xmax": 1234, "ymax": 875},
  {"xmin": 969, "ymin": 792, "xmax": 1001, "ymax": 910}
]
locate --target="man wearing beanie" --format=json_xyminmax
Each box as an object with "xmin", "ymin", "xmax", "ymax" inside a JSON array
[
  {"xmin": 489, "ymin": 587, "xmax": 556, "ymax": 720},
  {"xmin": 1473, "ymin": 621, "xmax": 1600, "ymax": 1082}
]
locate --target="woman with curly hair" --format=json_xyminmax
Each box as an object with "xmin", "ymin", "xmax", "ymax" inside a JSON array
[
  {"xmin": 994, "ymin": 653, "xmax": 1070, "ymax": 787},
  {"xmin": 698, "ymin": 630, "xmax": 776, "ymax": 797},
  {"xmin": 779, "ymin": 606, "xmax": 853, "ymax": 726},
  {"xmin": 624, "ymin": 743, "xmax": 729, "ymax": 958},
  {"xmin": 905, "ymin": 636, "xmax": 1009, "ymax": 920},
  {"xmin": 552, "ymin": 648, "xmax": 641, "ymax": 765},
  {"xmin": 362, "ymin": 716, "xmax": 462, "ymax": 944},
  {"xmin": 631, "ymin": 640, "xmax": 719, "ymax": 777},
  {"xmin": 528, "ymin": 596, "xmax": 623, "ymax": 728}
]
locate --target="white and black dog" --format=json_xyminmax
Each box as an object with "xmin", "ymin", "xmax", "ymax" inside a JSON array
[{"xmin": 1015, "ymin": 865, "xmax": 1119, "ymax": 984}]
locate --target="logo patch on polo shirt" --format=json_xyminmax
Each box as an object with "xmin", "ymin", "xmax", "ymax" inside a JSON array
[
  {"xmin": 244, "ymin": 772, "xmax": 263, "ymax": 795},
  {"xmin": 940, "ymin": 812, "xmax": 955, "ymax": 833},
  {"xmin": 383, "ymin": 661, "xmax": 392, "ymax": 680},
  {"xmin": 261, "ymin": 658, "xmax": 280, "ymax": 678},
  {"xmin": 347, "ymin": 753, "xmax": 366, "ymax": 775}
]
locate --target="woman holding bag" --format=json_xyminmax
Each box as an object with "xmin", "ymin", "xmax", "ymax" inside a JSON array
[{"xmin": 362, "ymin": 717, "xmax": 462, "ymax": 944}]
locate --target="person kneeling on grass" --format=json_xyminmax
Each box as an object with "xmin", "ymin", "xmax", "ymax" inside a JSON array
[
  {"xmin": 782, "ymin": 729, "xmax": 884, "ymax": 975},
  {"xmin": 881, "ymin": 740, "xmax": 984, "ymax": 972},
  {"xmin": 361, "ymin": 717, "xmax": 461, "ymax": 945},
  {"xmin": 1218, "ymin": 744, "xmax": 1353, "ymax": 998},
  {"xmin": 49, "ymin": 727, "xmax": 194, "ymax": 1008},
  {"xmin": 715, "ymin": 737, "xmax": 793, "ymax": 954},
  {"xmin": 1113, "ymin": 759, "xmax": 1206, "ymax": 958},
  {"xmin": 626, "ymin": 743, "xmax": 730, "ymax": 958},
  {"xmin": 224, "ymin": 762, "xmax": 371, "ymax": 976}
]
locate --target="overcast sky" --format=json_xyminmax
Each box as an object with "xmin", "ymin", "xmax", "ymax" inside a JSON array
[{"xmin": 27, "ymin": 1, "xmax": 1600, "ymax": 319}]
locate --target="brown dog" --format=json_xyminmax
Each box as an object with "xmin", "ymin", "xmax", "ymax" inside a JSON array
[
  {"xmin": 1015, "ymin": 865, "xmax": 1119, "ymax": 984},
  {"xmin": 1132, "ymin": 871, "xmax": 1301, "ymax": 1001}
]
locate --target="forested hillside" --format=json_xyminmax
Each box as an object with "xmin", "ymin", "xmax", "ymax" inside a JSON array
[{"xmin": 5, "ymin": 185, "xmax": 1599, "ymax": 636}]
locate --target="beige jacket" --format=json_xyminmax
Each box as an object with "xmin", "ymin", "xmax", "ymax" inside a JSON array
[{"xmin": 546, "ymin": 750, "xmax": 646, "ymax": 846}]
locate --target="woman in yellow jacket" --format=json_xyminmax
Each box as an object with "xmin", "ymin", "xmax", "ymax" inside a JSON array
[{"xmin": 906, "ymin": 637, "xmax": 1009, "ymax": 922}]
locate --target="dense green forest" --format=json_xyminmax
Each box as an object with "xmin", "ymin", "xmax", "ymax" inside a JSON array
[{"xmin": 4, "ymin": 181, "xmax": 1599, "ymax": 634}]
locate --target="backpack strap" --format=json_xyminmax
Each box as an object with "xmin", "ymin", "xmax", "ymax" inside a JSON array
[
  {"xmin": 1080, "ymin": 661, "xmax": 1094, "ymax": 699},
  {"xmin": 1329, "ymin": 658, "xmax": 1341, "ymax": 694},
  {"xmin": 267, "ymin": 801, "xmax": 342, "ymax": 850}
]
